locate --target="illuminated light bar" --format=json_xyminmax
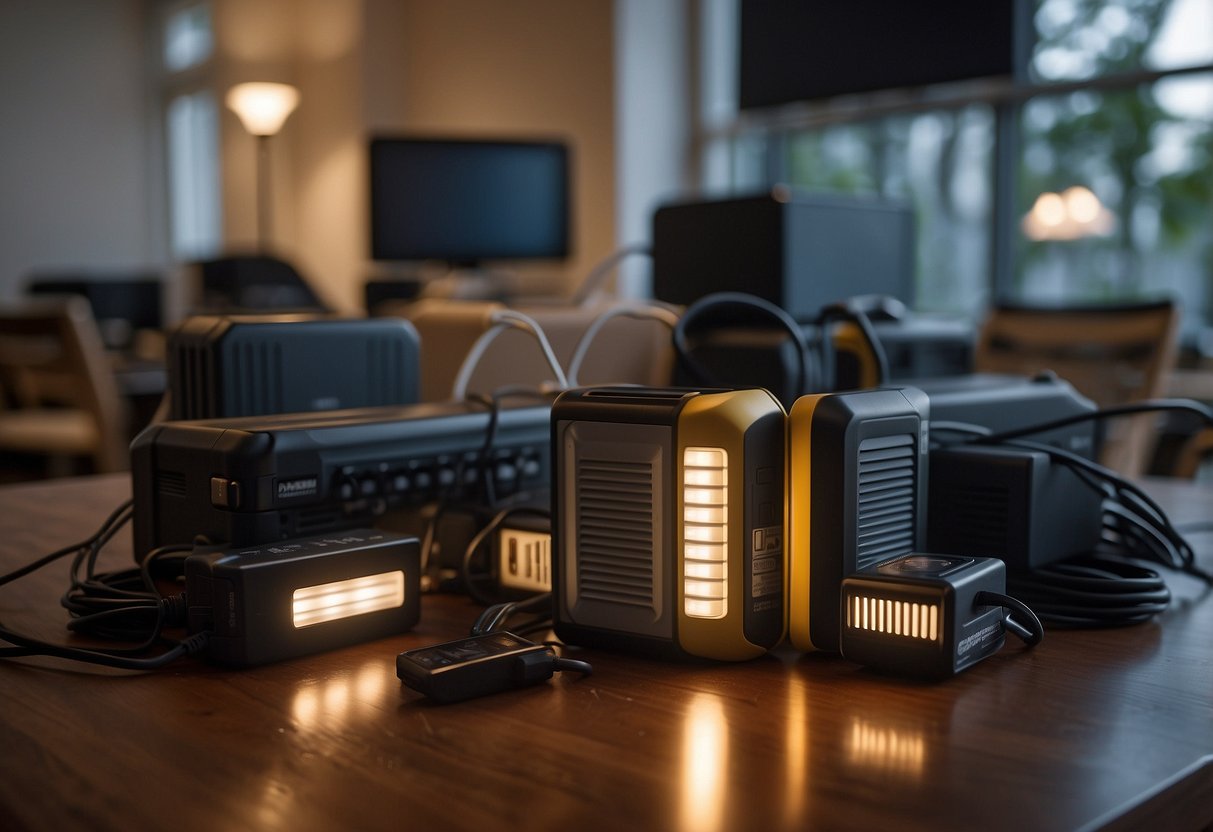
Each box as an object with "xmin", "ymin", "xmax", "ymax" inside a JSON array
[
  {"xmin": 293, "ymin": 571, "xmax": 407, "ymax": 628},
  {"xmin": 847, "ymin": 594, "xmax": 940, "ymax": 642},
  {"xmin": 684, "ymin": 446, "xmax": 728, "ymax": 619}
]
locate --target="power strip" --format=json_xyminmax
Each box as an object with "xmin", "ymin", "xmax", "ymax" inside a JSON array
[{"xmin": 498, "ymin": 526, "xmax": 551, "ymax": 592}]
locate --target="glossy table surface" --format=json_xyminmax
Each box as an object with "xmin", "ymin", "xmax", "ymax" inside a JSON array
[{"xmin": 1, "ymin": 474, "xmax": 1211, "ymax": 832}]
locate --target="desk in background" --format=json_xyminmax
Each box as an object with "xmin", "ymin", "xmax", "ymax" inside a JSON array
[{"xmin": 0, "ymin": 475, "xmax": 1210, "ymax": 831}]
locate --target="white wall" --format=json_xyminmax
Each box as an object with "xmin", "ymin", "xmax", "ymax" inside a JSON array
[{"xmin": 0, "ymin": 0, "xmax": 157, "ymax": 299}]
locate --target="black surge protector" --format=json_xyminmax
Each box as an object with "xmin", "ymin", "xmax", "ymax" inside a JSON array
[
  {"xmin": 168, "ymin": 314, "xmax": 421, "ymax": 420},
  {"xmin": 131, "ymin": 399, "xmax": 551, "ymax": 561},
  {"xmin": 928, "ymin": 445, "xmax": 1104, "ymax": 571}
]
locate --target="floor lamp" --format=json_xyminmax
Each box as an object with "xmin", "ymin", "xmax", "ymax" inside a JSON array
[{"xmin": 225, "ymin": 82, "xmax": 300, "ymax": 253}]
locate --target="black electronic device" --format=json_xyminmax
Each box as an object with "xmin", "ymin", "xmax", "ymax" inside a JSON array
[
  {"xmin": 916, "ymin": 373, "xmax": 1099, "ymax": 458},
  {"xmin": 840, "ymin": 553, "xmax": 1041, "ymax": 679},
  {"xmin": 928, "ymin": 445, "xmax": 1104, "ymax": 571},
  {"xmin": 131, "ymin": 399, "xmax": 552, "ymax": 561},
  {"xmin": 369, "ymin": 136, "xmax": 569, "ymax": 265},
  {"xmin": 787, "ymin": 387, "xmax": 930, "ymax": 653},
  {"xmin": 739, "ymin": 1, "xmax": 1016, "ymax": 110},
  {"xmin": 167, "ymin": 314, "xmax": 421, "ymax": 420},
  {"xmin": 552, "ymin": 386, "xmax": 786, "ymax": 661},
  {"xmin": 185, "ymin": 530, "xmax": 421, "ymax": 666},
  {"xmin": 652, "ymin": 188, "xmax": 915, "ymax": 322},
  {"xmin": 396, "ymin": 631, "xmax": 580, "ymax": 704}
]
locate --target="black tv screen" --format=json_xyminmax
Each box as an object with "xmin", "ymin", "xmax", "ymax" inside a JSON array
[
  {"xmin": 369, "ymin": 137, "xmax": 570, "ymax": 264},
  {"xmin": 739, "ymin": 0, "xmax": 1016, "ymax": 110}
]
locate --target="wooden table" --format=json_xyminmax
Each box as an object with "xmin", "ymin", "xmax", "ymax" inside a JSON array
[{"xmin": 1, "ymin": 474, "xmax": 1210, "ymax": 832}]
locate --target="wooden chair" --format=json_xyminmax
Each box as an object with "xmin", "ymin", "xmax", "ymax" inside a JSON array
[
  {"xmin": 0, "ymin": 297, "xmax": 129, "ymax": 475},
  {"xmin": 973, "ymin": 299, "xmax": 1179, "ymax": 477}
]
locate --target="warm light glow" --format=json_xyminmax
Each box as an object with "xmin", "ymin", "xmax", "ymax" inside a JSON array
[
  {"xmin": 684, "ymin": 446, "xmax": 729, "ymax": 619},
  {"xmin": 292, "ymin": 570, "xmax": 405, "ymax": 628},
  {"xmin": 684, "ymin": 467, "xmax": 727, "ymax": 487},
  {"xmin": 680, "ymin": 694, "xmax": 729, "ymax": 832},
  {"xmin": 847, "ymin": 717, "xmax": 926, "ymax": 778},
  {"xmin": 1022, "ymin": 186, "xmax": 1116, "ymax": 241},
  {"xmin": 684, "ymin": 558, "xmax": 726, "ymax": 579},
  {"xmin": 847, "ymin": 594, "xmax": 940, "ymax": 642},
  {"xmin": 783, "ymin": 678, "xmax": 808, "ymax": 824},
  {"xmin": 684, "ymin": 448, "xmax": 726, "ymax": 468},
  {"xmin": 226, "ymin": 82, "xmax": 300, "ymax": 136},
  {"xmin": 684, "ymin": 505, "xmax": 727, "ymax": 525},
  {"xmin": 1063, "ymin": 185, "xmax": 1100, "ymax": 224}
]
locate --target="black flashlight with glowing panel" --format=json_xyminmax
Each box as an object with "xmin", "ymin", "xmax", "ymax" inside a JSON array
[
  {"xmin": 840, "ymin": 553, "xmax": 1044, "ymax": 678},
  {"xmin": 551, "ymin": 386, "xmax": 786, "ymax": 661}
]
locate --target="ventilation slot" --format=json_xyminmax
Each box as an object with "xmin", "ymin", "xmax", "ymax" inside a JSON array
[
  {"xmin": 172, "ymin": 342, "xmax": 213, "ymax": 420},
  {"xmin": 368, "ymin": 336, "xmax": 407, "ymax": 405},
  {"xmin": 234, "ymin": 342, "xmax": 283, "ymax": 416},
  {"xmin": 296, "ymin": 507, "xmax": 342, "ymax": 534},
  {"xmin": 158, "ymin": 470, "xmax": 187, "ymax": 498},
  {"xmin": 575, "ymin": 459, "xmax": 655, "ymax": 609},
  {"xmin": 856, "ymin": 434, "xmax": 916, "ymax": 571}
]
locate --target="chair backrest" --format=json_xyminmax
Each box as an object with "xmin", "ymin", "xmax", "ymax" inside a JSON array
[
  {"xmin": 974, "ymin": 299, "xmax": 1179, "ymax": 476},
  {"xmin": 0, "ymin": 296, "xmax": 128, "ymax": 472}
]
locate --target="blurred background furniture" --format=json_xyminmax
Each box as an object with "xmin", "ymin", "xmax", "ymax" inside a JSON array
[
  {"xmin": 189, "ymin": 254, "xmax": 330, "ymax": 314},
  {"xmin": 973, "ymin": 298, "xmax": 1179, "ymax": 477},
  {"xmin": 25, "ymin": 272, "xmax": 163, "ymax": 354},
  {"xmin": 0, "ymin": 297, "xmax": 129, "ymax": 477}
]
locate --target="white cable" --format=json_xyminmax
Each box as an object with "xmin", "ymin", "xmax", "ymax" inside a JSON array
[
  {"xmin": 566, "ymin": 302, "xmax": 681, "ymax": 386},
  {"xmin": 450, "ymin": 309, "xmax": 569, "ymax": 400},
  {"xmin": 569, "ymin": 243, "xmax": 652, "ymax": 306}
]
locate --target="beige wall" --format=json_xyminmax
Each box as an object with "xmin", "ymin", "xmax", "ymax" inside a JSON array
[{"xmin": 212, "ymin": 0, "xmax": 617, "ymax": 313}]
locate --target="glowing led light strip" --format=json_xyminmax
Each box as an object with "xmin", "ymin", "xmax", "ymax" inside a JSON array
[
  {"xmin": 292, "ymin": 570, "xmax": 406, "ymax": 628},
  {"xmin": 683, "ymin": 447, "xmax": 727, "ymax": 619},
  {"xmin": 847, "ymin": 595, "xmax": 939, "ymax": 641}
]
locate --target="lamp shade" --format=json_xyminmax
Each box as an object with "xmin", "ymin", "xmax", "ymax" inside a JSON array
[{"xmin": 226, "ymin": 82, "xmax": 300, "ymax": 136}]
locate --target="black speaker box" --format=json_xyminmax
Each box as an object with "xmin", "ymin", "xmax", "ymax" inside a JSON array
[
  {"xmin": 652, "ymin": 188, "xmax": 915, "ymax": 322},
  {"xmin": 168, "ymin": 315, "xmax": 421, "ymax": 420}
]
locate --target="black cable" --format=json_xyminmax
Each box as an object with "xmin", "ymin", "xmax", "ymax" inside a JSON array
[
  {"xmin": 552, "ymin": 657, "xmax": 593, "ymax": 676},
  {"xmin": 472, "ymin": 593, "xmax": 553, "ymax": 636},
  {"xmin": 0, "ymin": 500, "xmax": 207, "ymax": 670},
  {"xmin": 671, "ymin": 292, "xmax": 815, "ymax": 396},
  {"xmin": 974, "ymin": 590, "xmax": 1044, "ymax": 646},
  {"xmin": 816, "ymin": 301, "xmax": 890, "ymax": 389},
  {"xmin": 1005, "ymin": 557, "xmax": 1171, "ymax": 627},
  {"xmin": 979, "ymin": 398, "xmax": 1213, "ymax": 445}
]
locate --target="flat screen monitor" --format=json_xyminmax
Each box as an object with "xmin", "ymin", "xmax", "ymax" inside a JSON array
[
  {"xmin": 739, "ymin": 0, "xmax": 1016, "ymax": 110},
  {"xmin": 369, "ymin": 137, "xmax": 570, "ymax": 265}
]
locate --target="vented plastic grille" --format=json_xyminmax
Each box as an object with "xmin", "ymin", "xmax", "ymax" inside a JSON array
[
  {"xmin": 856, "ymin": 434, "xmax": 916, "ymax": 571},
  {"xmin": 233, "ymin": 342, "xmax": 283, "ymax": 416},
  {"xmin": 173, "ymin": 343, "xmax": 214, "ymax": 419},
  {"xmin": 575, "ymin": 458, "xmax": 655, "ymax": 608},
  {"xmin": 368, "ymin": 336, "xmax": 408, "ymax": 405},
  {"xmin": 158, "ymin": 470, "xmax": 186, "ymax": 498},
  {"xmin": 847, "ymin": 593, "xmax": 941, "ymax": 642}
]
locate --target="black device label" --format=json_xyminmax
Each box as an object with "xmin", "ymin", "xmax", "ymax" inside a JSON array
[{"xmin": 276, "ymin": 476, "xmax": 318, "ymax": 500}]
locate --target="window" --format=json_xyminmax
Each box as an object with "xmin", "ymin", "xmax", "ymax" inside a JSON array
[
  {"xmin": 158, "ymin": 1, "xmax": 220, "ymax": 260},
  {"xmin": 705, "ymin": 0, "xmax": 1213, "ymax": 337}
]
